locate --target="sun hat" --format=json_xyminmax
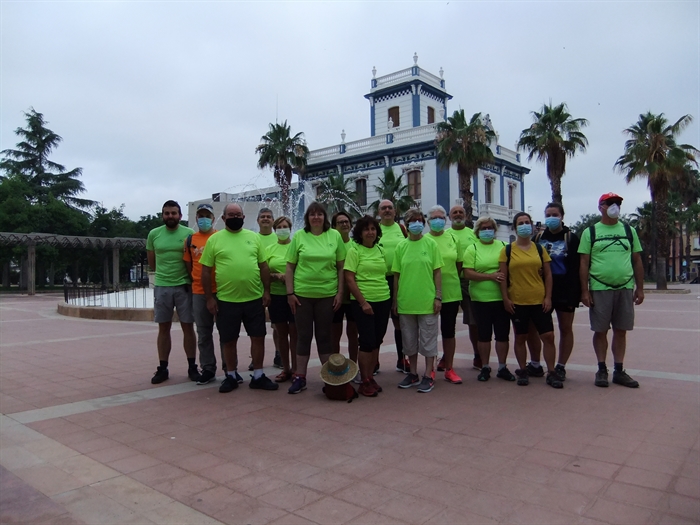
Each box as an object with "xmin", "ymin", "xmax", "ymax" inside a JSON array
[
  {"xmin": 197, "ymin": 203, "xmax": 215, "ymax": 214},
  {"xmin": 598, "ymin": 193, "xmax": 623, "ymax": 205},
  {"xmin": 319, "ymin": 354, "xmax": 359, "ymax": 386}
]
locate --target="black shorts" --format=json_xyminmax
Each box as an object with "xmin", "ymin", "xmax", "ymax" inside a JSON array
[
  {"xmin": 439, "ymin": 301, "xmax": 460, "ymax": 338},
  {"xmin": 332, "ymin": 303, "xmax": 355, "ymax": 324},
  {"xmin": 552, "ymin": 302, "xmax": 577, "ymax": 314},
  {"xmin": 351, "ymin": 299, "xmax": 392, "ymax": 352},
  {"xmin": 511, "ymin": 304, "xmax": 554, "ymax": 336},
  {"xmin": 268, "ymin": 294, "xmax": 295, "ymax": 325},
  {"xmin": 216, "ymin": 298, "xmax": 267, "ymax": 343},
  {"xmin": 473, "ymin": 301, "xmax": 510, "ymax": 342},
  {"xmin": 387, "ymin": 275, "xmax": 399, "ymax": 322}
]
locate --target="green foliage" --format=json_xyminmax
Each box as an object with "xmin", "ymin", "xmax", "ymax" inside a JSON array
[
  {"xmin": 369, "ymin": 167, "xmax": 416, "ymax": 217},
  {"xmin": 570, "ymin": 213, "xmax": 602, "ymax": 236}
]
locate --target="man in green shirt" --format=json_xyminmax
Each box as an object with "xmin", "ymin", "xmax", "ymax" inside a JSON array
[
  {"xmin": 146, "ymin": 200, "xmax": 197, "ymax": 385},
  {"xmin": 579, "ymin": 193, "xmax": 644, "ymax": 389}
]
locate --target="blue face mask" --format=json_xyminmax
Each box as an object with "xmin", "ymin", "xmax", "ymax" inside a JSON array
[
  {"xmin": 479, "ymin": 229, "xmax": 495, "ymax": 241},
  {"xmin": 408, "ymin": 221, "xmax": 424, "ymax": 234},
  {"xmin": 516, "ymin": 224, "xmax": 533, "ymax": 238},
  {"xmin": 197, "ymin": 217, "xmax": 213, "ymax": 232},
  {"xmin": 544, "ymin": 217, "xmax": 561, "ymax": 230},
  {"xmin": 428, "ymin": 218, "xmax": 446, "ymax": 232}
]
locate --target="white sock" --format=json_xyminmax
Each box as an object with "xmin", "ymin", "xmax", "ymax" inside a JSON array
[
  {"xmin": 227, "ymin": 372, "xmax": 236, "ymax": 378},
  {"xmin": 498, "ymin": 363, "xmax": 506, "ymax": 371},
  {"xmin": 556, "ymin": 362, "xmax": 565, "ymax": 368},
  {"xmin": 253, "ymin": 369, "xmax": 263, "ymax": 379},
  {"xmin": 530, "ymin": 361, "xmax": 541, "ymax": 368}
]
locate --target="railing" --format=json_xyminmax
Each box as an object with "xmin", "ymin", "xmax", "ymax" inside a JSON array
[
  {"xmin": 373, "ymin": 67, "xmax": 444, "ymax": 90},
  {"xmin": 374, "ymin": 68, "xmax": 413, "ymax": 88},
  {"xmin": 496, "ymin": 146, "xmax": 520, "ymax": 164},
  {"xmin": 307, "ymin": 145, "xmax": 340, "ymax": 162},
  {"xmin": 392, "ymin": 125, "xmax": 437, "ymax": 143},
  {"xmin": 64, "ymin": 281, "xmax": 151, "ymax": 308},
  {"xmin": 344, "ymin": 135, "xmax": 388, "ymax": 154}
]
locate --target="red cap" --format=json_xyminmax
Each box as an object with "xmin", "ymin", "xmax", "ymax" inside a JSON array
[{"xmin": 599, "ymin": 192, "xmax": 623, "ymax": 205}]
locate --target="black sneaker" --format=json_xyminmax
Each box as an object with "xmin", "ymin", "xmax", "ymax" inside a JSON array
[
  {"xmin": 249, "ymin": 374, "xmax": 279, "ymax": 391},
  {"xmin": 234, "ymin": 371, "xmax": 244, "ymax": 384},
  {"xmin": 247, "ymin": 361, "xmax": 254, "ymax": 371},
  {"xmin": 477, "ymin": 366, "xmax": 491, "ymax": 382},
  {"xmin": 273, "ymin": 352, "xmax": 283, "ymax": 369},
  {"xmin": 188, "ymin": 366, "xmax": 201, "ymax": 382},
  {"xmin": 219, "ymin": 375, "xmax": 239, "ymax": 393},
  {"xmin": 526, "ymin": 363, "xmax": 545, "ymax": 377},
  {"xmin": 546, "ymin": 371, "xmax": 563, "ymax": 389},
  {"xmin": 496, "ymin": 366, "xmax": 516, "ymax": 381},
  {"xmin": 595, "ymin": 368, "xmax": 609, "ymax": 387},
  {"xmin": 398, "ymin": 373, "xmax": 420, "ymax": 388},
  {"xmin": 613, "ymin": 370, "xmax": 639, "ymax": 388},
  {"xmin": 554, "ymin": 364, "xmax": 566, "ymax": 381},
  {"xmin": 515, "ymin": 368, "xmax": 529, "ymax": 386},
  {"xmin": 416, "ymin": 375, "xmax": 435, "ymax": 393},
  {"xmin": 196, "ymin": 370, "xmax": 216, "ymax": 385},
  {"xmin": 151, "ymin": 366, "xmax": 169, "ymax": 384},
  {"xmin": 288, "ymin": 376, "xmax": 307, "ymax": 394}
]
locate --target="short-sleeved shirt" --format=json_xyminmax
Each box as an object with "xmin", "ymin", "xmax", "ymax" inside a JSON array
[
  {"xmin": 429, "ymin": 232, "xmax": 463, "ymax": 303},
  {"xmin": 259, "ymin": 232, "xmax": 278, "ymax": 251},
  {"xmin": 146, "ymin": 224, "xmax": 194, "ymax": 287},
  {"xmin": 499, "ymin": 242, "xmax": 552, "ymax": 305},
  {"xmin": 287, "ymin": 229, "xmax": 346, "ymax": 298},
  {"xmin": 578, "ymin": 222, "xmax": 642, "ymax": 291},
  {"xmin": 447, "ymin": 227, "xmax": 477, "ymax": 254},
  {"xmin": 182, "ymin": 230, "xmax": 217, "ymax": 295},
  {"xmin": 463, "ymin": 240, "xmax": 507, "ymax": 302},
  {"xmin": 391, "ymin": 235, "xmax": 443, "ymax": 315},
  {"xmin": 535, "ymin": 226, "xmax": 581, "ymax": 304},
  {"xmin": 265, "ymin": 241, "xmax": 290, "ymax": 296},
  {"xmin": 200, "ymin": 229, "xmax": 265, "ymax": 303},
  {"xmin": 379, "ymin": 222, "xmax": 406, "ymax": 276},
  {"xmin": 344, "ymin": 243, "xmax": 390, "ymax": 303}
]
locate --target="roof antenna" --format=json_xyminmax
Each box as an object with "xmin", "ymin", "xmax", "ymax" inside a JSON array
[{"xmin": 276, "ymin": 94, "xmax": 278, "ymax": 124}]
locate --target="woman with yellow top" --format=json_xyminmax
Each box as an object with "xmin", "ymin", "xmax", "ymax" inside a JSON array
[
  {"xmin": 286, "ymin": 202, "xmax": 347, "ymax": 394},
  {"xmin": 265, "ymin": 216, "xmax": 297, "ymax": 383},
  {"xmin": 426, "ymin": 205, "xmax": 463, "ymax": 385},
  {"xmin": 344, "ymin": 215, "xmax": 391, "ymax": 397},
  {"xmin": 331, "ymin": 211, "xmax": 359, "ymax": 372},
  {"xmin": 498, "ymin": 212, "xmax": 560, "ymax": 388}
]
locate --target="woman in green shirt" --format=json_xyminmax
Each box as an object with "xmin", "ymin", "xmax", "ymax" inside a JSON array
[
  {"xmin": 331, "ymin": 211, "xmax": 359, "ymax": 372},
  {"xmin": 344, "ymin": 215, "xmax": 391, "ymax": 397},
  {"xmin": 266, "ymin": 216, "xmax": 296, "ymax": 383},
  {"xmin": 286, "ymin": 202, "xmax": 346, "ymax": 394}
]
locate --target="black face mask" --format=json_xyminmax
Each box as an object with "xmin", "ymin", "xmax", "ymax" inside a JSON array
[{"xmin": 225, "ymin": 217, "xmax": 244, "ymax": 231}]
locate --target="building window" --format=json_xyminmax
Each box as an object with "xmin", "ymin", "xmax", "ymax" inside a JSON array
[
  {"xmin": 407, "ymin": 170, "xmax": 421, "ymax": 200},
  {"xmin": 484, "ymin": 178, "xmax": 493, "ymax": 204},
  {"xmin": 355, "ymin": 178, "xmax": 367, "ymax": 207},
  {"xmin": 427, "ymin": 107, "xmax": 435, "ymax": 124},
  {"xmin": 388, "ymin": 106, "xmax": 400, "ymax": 128},
  {"xmin": 316, "ymin": 185, "xmax": 323, "ymax": 199},
  {"xmin": 508, "ymin": 184, "xmax": 515, "ymax": 209}
]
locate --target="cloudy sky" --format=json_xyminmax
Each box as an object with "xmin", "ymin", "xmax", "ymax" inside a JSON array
[{"xmin": 2, "ymin": 1, "xmax": 698, "ymax": 225}]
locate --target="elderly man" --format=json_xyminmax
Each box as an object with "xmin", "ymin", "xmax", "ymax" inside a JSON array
[
  {"xmin": 200, "ymin": 203, "xmax": 277, "ymax": 393},
  {"xmin": 579, "ymin": 193, "xmax": 644, "ymax": 388},
  {"xmin": 255, "ymin": 207, "xmax": 282, "ymax": 370}
]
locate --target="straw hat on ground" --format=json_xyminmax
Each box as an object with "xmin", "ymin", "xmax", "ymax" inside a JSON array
[{"xmin": 319, "ymin": 354, "xmax": 359, "ymax": 386}]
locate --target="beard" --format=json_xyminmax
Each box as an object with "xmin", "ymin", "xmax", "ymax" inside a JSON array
[{"xmin": 164, "ymin": 218, "xmax": 180, "ymax": 229}]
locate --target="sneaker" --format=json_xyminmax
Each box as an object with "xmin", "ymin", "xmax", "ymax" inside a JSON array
[
  {"xmin": 595, "ymin": 368, "xmax": 609, "ymax": 388},
  {"xmin": 188, "ymin": 366, "xmax": 201, "ymax": 382},
  {"xmin": 554, "ymin": 364, "xmax": 566, "ymax": 381},
  {"xmin": 496, "ymin": 366, "xmax": 516, "ymax": 382},
  {"xmin": 398, "ymin": 373, "xmax": 420, "ymax": 389},
  {"xmin": 515, "ymin": 368, "xmax": 529, "ymax": 386},
  {"xmin": 288, "ymin": 376, "xmax": 307, "ymax": 394},
  {"xmin": 249, "ymin": 374, "xmax": 280, "ymax": 391},
  {"xmin": 473, "ymin": 355, "xmax": 482, "ymax": 370},
  {"xmin": 477, "ymin": 366, "xmax": 491, "ymax": 382},
  {"xmin": 151, "ymin": 366, "xmax": 169, "ymax": 384},
  {"xmin": 196, "ymin": 370, "xmax": 216, "ymax": 385},
  {"xmin": 358, "ymin": 380, "xmax": 378, "ymax": 397},
  {"xmin": 396, "ymin": 358, "xmax": 410, "ymax": 373},
  {"xmin": 436, "ymin": 355, "xmax": 446, "ymax": 372},
  {"xmin": 373, "ymin": 363, "xmax": 380, "ymax": 375},
  {"xmin": 546, "ymin": 371, "xmax": 563, "ymax": 389},
  {"xmin": 219, "ymin": 374, "xmax": 239, "ymax": 393},
  {"xmin": 526, "ymin": 363, "xmax": 545, "ymax": 377},
  {"xmin": 273, "ymin": 352, "xmax": 283, "ymax": 369},
  {"xmin": 247, "ymin": 360, "xmax": 254, "ymax": 371},
  {"xmin": 370, "ymin": 377, "xmax": 383, "ymax": 393},
  {"xmin": 416, "ymin": 375, "xmax": 435, "ymax": 393},
  {"xmin": 613, "ymin": 370, "xmax": 639, "ymax": 388},
  {"xmin": 352, "ymin": 371, "xmax": 362, "ymax": 384},
  {"xmin": 444, "ymin": 368, "xmax": 462, "ymax": 384},
  {"xmin": 234, "ymin": 371, "xmax": 244, "ymax": 384}
]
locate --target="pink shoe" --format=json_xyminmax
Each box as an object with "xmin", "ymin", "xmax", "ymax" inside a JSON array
[{"xmin": 444, "ymin": 368, "xmax": 463, "ymax": 384}]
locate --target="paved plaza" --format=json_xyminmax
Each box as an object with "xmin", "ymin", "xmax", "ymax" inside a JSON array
[{"xmin": 1, "ymin": 290, "xmax": 698, "ymax": 524}]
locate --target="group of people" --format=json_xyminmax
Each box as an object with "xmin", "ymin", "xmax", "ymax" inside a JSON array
[{"xmin": 145, "ymin": 191, "xmax": 644, "ymax": 398}]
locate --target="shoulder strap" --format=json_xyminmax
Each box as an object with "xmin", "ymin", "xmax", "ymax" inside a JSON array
[
  {"xmin": 535, "ymin": 242, "xmax": 544, "ymax": 265},
  {"xmin": 399, "ymin": 223, "xmax": 408, "ymax": 238},
  {"xmin": 505, "ymin": 243, "xmax": 512, "ymax": 266},
  {"xmin": 534, "ymin": 231, "xmax": 543, "ymax": 243},
  {"xmin": 623, "ymin": 222, "xmax": 633, "ymax": 243},
  {"xmin": 588, "ymin": 224, "xmax": 596, "ymax": 246}
]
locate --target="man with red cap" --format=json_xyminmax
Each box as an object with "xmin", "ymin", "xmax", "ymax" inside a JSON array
[{"xmin": 578, "ymin": 193, "xmax": 644, "ymax": 388}]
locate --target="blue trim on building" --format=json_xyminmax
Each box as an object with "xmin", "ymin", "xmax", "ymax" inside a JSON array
[
  {"xmin": 370, "ymin": 105, "xmax": 375, "ymax": 137},
  {"xmin": 412, "ymin": 91, "xmax": 420, "ymax": 127},
  {"xmin": 520, "ymin": 179, "xmax": 525, "ymax": 211},
  {"xmin": 436, "ymin": 164, "xmax": 450, "ymax": 211},
  {"xmin": 386, "ymin": 134, "xmax": 393, "ymax": 144},
  {"xmin": 472, "ymin": 173, "xmax": 478, "ymax": 204},
  {"xmin": 500, "ymin": 173, "xmax": 505, "ymax": 206}
]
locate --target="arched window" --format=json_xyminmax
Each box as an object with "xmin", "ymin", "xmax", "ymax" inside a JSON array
[
  {"xmin": 484, "ymin": 178, "xmax": 493, "ymax": 204},
  {"xmin": 508, "ymin": 184, "xmax": 515, "ymax": 209},
  {"xmin": 427, "ymin": 107, "xmax": 435, "ymax": 124},
  {"xmin": 355, "ymin": 178, "xmax": 367, "ymax": 206},
  {"xmin": 407, "ymin": 170, "xmax": 421, "ymax": 200},
  {"xmin": 388, "ymin": 106, "xmax": 400, "ymax": 128}
]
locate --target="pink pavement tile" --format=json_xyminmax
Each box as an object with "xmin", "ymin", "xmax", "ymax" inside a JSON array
[
  {"xmin": 295, "ymin": 495, "xmax": 373, "ymax": 525},
  {"xmin": 624, "ymin": 452, "xmax": 684, "ymax": 476},
  {"xmin": 657, "ymin": 514, "xmax": 698, "ymax": 525},
  {"xmin": 459, "ymin": 489, "xmax": 518, "ymax": 522},
  {"xmin": 667, "ymin": 494, "xmax": 700, "ymax": 522},
  {"xmin": 519, "ymin": 448, "xmax": 573, "ymax": 469},
  {"xmin": 198, "ymin": 462, "xmax": 251, "ymax": 486},
  {"xmin": 106, "ymin": 453, "xmax": 162, "ymax": 474},
  {"xmin": 614, "ymin": 465, "xmax": 674, "ymax": 491},
  {"xmin": 258, "ymin": 483, "xmax": 324, "ymax": 511},
  {"xmin": 226, "ymin": 472, "xmax": 288, "ymax": 498},
  {"xmin": 635, "ymin": 441, "xmax": 691, "ymax": 462},
  {"xmin": 474, "ymin": 473, "xmax": 542, "ymax": 501},
  {"xmin": 603, "ymin": 481, "xmax": 667, "ymax": 510},
  {"xmin": 262, "ymin": 461, "xmax": 321, "ymax": 484},
  {"xmin": 334, "ymin": 482, "xmax": 402, "ymax": 511},
  {"xmin": 674, "ymin": 476, "xmax": 700, "ymax": 499},
  {"xmin": 153, "ymin": 473, "xmax": 217, "ymax": 502},
  {"xmin": 549, "ymin": 470, "xmax": 609, "ymax": 495},
  {"xmin": 187, "ymin": 484, "xmax": 235, "ymax": 515},
  {"xmin": 577, "ymin": 444, "xmax": 632, "ymax": 465},
  {"xmin": 129, "ymin": 463, "xmax": 186, "ymax": 487},
  {"xmin": 591, "ymin": 434, "xmax": 643, "ymax": 453},
  {"xmin": 500, "ymin": 460, "xmax": 558, "ymax": 485},
  {"xmin": 528, "ymin": 487, "xmax": 593, "ymax": 517},
  {"xmin": 170, "ymin": 452, "xmax": 222, "ymax": 473},
  {"xmin": 85, "ymin": 444, "xmax": 139, "ymax": 464},
  {"xmin": 564, "ymin": 457, "xmax": 622, "ymax": 480},
  {"xmin": 212, "ymin": 493, "xmax": 287, "ymax": 525},
  {"xmin": 346, "ymin": 510, "xmax": 408, "ymax": 525},
  {"xmin": 268, "ymin": 513, "xmax": 320, "ymax": 525},
  {"xmin": 535, "ymin": 436, "xmax": 585, "ymax": 456},
  {"xmin": 583, "ymin": 497, "xmax": 657, "ymax": 524},
  {"xmin": 502, "ymin": 502, "xmax": 579, "ymax": 525}
]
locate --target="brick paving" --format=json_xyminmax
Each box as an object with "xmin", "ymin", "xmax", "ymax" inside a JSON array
[{"xmin": 1, "ymin": 290, "xmax": 698, "ymax": 524}]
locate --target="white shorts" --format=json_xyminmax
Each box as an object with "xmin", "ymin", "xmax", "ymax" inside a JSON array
[{"xmin": 399, "ymin": 314, "xmax": 439, "ymax": 358}]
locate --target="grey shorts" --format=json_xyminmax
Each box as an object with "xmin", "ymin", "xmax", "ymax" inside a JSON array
[
  {"xmin": 154, "ymin": 285, "xmax": 194, "ymax": 324},
  {"xmin": 589, "ymin": 289, "xmax": 635, "ymax": 332},
  {"xmin": 399, "ymin": 314, "xmax": 439, "ymax": 358},
  {"xmin": 460, "ymin": 279, "xmax": 477, "ymax": 325}
]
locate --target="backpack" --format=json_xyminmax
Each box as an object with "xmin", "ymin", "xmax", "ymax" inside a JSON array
[
  {"xmin": 587, "ymin": 222, "xmax": 635, "ymax": 289},
  {"xmin": 322, "ymin": 383, "xmax": 359, "ymax": 403}
]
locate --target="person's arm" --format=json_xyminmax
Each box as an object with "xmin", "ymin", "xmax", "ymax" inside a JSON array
[
  {"xmin": 201, "ymin": 264, "xmax": 217, "ymax": 315},
  {"xmin": 333, "ymin": 260, "xmax": 345, "ymax": 312},
  {"xmin": 433, "ymin": 268, "xmax": 442, "ymax": 314},
  {"xmin": 345, "ymin": 270, "xmax": 372, "ymax": 315},
  {"xmin": 286, "ymin": 262, "xmax": 301, "ymax": 314},
  {"xmin": 147, "ymin": 250, "xmax": 156, "ymax": 272},
  {"xmin": 259, "ymin": 261, "xmax": 271, "ymax": 307},
  {"xmin": 542, "ymin": 261, "xmax": 552, "ymax": 313},
  {"xmin": 632, "ymin": 253, "xmax": 645, "ymax": 305},
  {"xmin": 499, "ymin": 261, "xmax": 514, "ymax": 314},
  {"xmin": 579, "ymin": 254, "xmax": 592, "ymax": 307}
]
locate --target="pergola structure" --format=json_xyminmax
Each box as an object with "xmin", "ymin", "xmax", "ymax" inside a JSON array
[{"xmin": 0, "ymin": 232, "xmax": 147, "ymax": 295}]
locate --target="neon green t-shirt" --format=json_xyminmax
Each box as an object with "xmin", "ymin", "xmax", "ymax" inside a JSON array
[
  {"xmin": 287, "ymin": 229, "xmax": 346, "ymax": 298},
  {"xmin": 499, "ymin": 242, "xmax": 552, "ymax": 305},
  {"xmin": 391, "ymin": 235, "xmax": 443, "ymax": 315},
  {"xmin": 344, "ymin": 243, "xmax": 390, "ymax": 303},
  {"xmin": 463, "ymin": 240, "xmax": 507, "ymax": 302},
  {"xmin": 578, "ymin": 222, "xmax": 642, "ymax": 291},
  {"xmin": 379, "ymin": 222, "xmax": 405, "ymax": 276},
  {"xmin": 199, "ymin": 229, "xmax": 265, "ymax": 303},
  {"xmin": 259, "ymin": 232, "xmax": 278, "ymax": 251},
  {"xmin": 265, "ymin": 242, "xmax": 290, "ymax": 296},
  {"xmin": 429, "ymin": 232, "xmax": 463, "ymax": 303},
  {"xmin": 146, "ymin": 224, "xmax": 194, "ymax": 287},
  {"xmin": 447, "ymin": 226, "xmax": 477, "ymax": 253}
]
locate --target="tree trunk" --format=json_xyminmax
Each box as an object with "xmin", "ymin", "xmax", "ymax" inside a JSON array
[
  {"xmin": 546, "ymin": 157, "xmax": 563, "ymax": 203},
  {"xmin": 458, "ymin": 164, "xmax": 474, "ymax": 225},
  {"xmin": 654, "ymin": 190, "xmax": 670, "ymax": 290},
  {"xmin": 686, "ymin": 221, "xmax": 693, "ymax": 279}
]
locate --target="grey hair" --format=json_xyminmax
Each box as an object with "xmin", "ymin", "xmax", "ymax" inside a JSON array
[
  {"xmin": 427, "ymin": 204, "xmax": 446, "ymax": 218},
  {"xmin": 474, "ymin": 216, "xmax": 498, "ymax": 233},
  {"xmin": 257, "ymin": 207, "xmax": 274, "ymax": 219}
]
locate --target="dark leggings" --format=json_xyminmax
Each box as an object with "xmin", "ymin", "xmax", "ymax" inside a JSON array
[
  {"xmin": 295, "ymin": 296, "xmax": 334, "ymax": 357},
  {"xmin": 351, "ymin": 299, "xmax": 392, "ymax": 352},
  {"xmin": 440, "ymin": 301, "xmax": 460, "ymax": 338}
]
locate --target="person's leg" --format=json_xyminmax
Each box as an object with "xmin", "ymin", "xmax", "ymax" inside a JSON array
[
  {"xmin": 331, "ymin": 320, "xmax": 343, "ymax": 355},
  {"xmin": 193, "ymin": 294, "xmax": 216, "ymax": 373},
  {"xmin": 526, "ymin": 322, "xmax": 542, "ymax": 373},
  {"xmin": 610, "ymin": 329, "xmax": 627, "ymax": 364},
  {"xmin": 419, "ymin": 314, "xmax": 439, "ymax": 377},
  {"xmin": 157, "ymin": 322, "xmax": 172, "ymax": 361},
  {"xmin": 275, "ymin": 323, "xmax": 291, "ymax": 372},
  {"xmin": 514, "ymin": 334, "xmax": 528, "ymax": 370},
  {"xmin": 540, "ymin": 332, "xmax": 556, "ymax": 371},
  {"xmin": 223, "ymin": 339, "xmax": 238, "ymax": 376},
  {"xmin": 347, "ymin": 321, "xmax": 359, "ymax": 363},
  {"xmin": 250, "ymin": 336, "xmax": 266, "ymax": 369},
  {"xmin": 289, "ymin": 323, "xmax": 298, "ymax": 374},
  {"xmin": 313, "ymin": 297, "xmax": 335, "ymax": 364},
  {"xmin": 294, "ymin": 297, "xmax": 314, "ymax": 377},
  {"xmin": 556, "ymin": 309, "xmax": 575, "ymax": 365},
  {"xmin": 181, "ymin": 322, "xmax": 196, "ymax": 359},
  {"xmin": 398, "ymin": 315, "xmax": 419, "ymax": 380},
  {"xmin": 593, "ymin": 331, "xmax": 609, "ymax": 363}
]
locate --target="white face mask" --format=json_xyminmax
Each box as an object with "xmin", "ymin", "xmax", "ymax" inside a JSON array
[{"xmin": 606, "ymin": 204, "xmax": 621, "ymax": 219}]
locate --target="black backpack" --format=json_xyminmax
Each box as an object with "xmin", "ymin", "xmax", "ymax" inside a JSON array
[{"xmin": 586, "ymin": 223, "xmax": 635, "ymax": 289}]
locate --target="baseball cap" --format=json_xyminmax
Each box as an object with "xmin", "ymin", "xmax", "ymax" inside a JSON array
[
  {"xmin": 196, "ymin": 203, "xmax": 214, "ymax": 214},
  {"xmin": 598, "ymin": 192, "xmax": 623, "ymax": 205}
]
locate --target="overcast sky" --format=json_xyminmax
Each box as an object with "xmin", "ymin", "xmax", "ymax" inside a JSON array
[{"xmin": 2, "ymin": 1, "xmax": 698, "ymax": 226}]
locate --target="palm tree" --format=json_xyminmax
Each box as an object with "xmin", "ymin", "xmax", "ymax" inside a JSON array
[
  {"xmin": 628, "ymin": 203, "xmax": 655, "ymax": 278},
  {"xmin": 316, "ymin": 173, "xmax": 360, "ymax": 217},
  {"xmin": 614, "ymin": 112, "xmax": 698, "ymax": 289},
  {"xmin": 670, "ymin": 165, "xmax": 700, "ymax": 275},
  {"xmin": 368, "ymin": 167, "xmax": 416, "ymax": 217},
  {"xmin": 517, "ymin": 102, "xmax": 589, "ymax": 204},
  {"xmin": 436, "ymin": 110, "xmax": 495, "ymax": 223},
  {"xmin": 256, "ymin": 121, "xmax": 309, "ymax": 217}
]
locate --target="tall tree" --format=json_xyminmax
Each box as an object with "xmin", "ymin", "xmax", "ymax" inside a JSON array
[
  {"xmin": 436, "ymin": 110, "xmax": 495, "ymax": 223},
  {"xmin": 256, "ymin": 121, "xmax": 309, "ymax": 217},
  {"xmin": 670, "ymin": 165, "xmax": 700, "ymax": 275},
  {"xmin": 369, "ymin": 167, "xmax": 416, "ymax": 217},
  {"xmin": 316, "ymin": 173, "xmax": 360, "ymax": 217},
  {"xmin": 0, "ymin": 108, "xmax": 95, "ymax": 211},
  {"xmin": 614, "ymin": 112, "xmax": 698, "ymax": 290},
  {"xmin": 517, "ymin": 102, "xmax": 589, "ymax": 204}
]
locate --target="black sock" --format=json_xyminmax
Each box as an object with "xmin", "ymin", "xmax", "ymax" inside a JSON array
[
  {"xmin": 395, "ymin": 329, "xmax": 403, "ymax": 357},
  {"xmin": 614, "ymin": 362, "xmax": 623, "ymax": 373},
  {"xmin": 187, "ymin": 357, "xmax": 196, "ymax": 368},
  {"xmin": 159, "ymin": 360, "xmax": 168, "ymax": 369},
  {"xmin": 598, "ymin": 362, "xmax": 607, "ymax": 371}
]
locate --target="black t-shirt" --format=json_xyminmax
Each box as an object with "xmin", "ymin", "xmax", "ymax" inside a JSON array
[{"xmin": 535, "ymin": 226, "xmax": 581, "ymax": 306}]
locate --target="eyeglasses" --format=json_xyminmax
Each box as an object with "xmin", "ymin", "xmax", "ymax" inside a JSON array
[
  {"xmin": 336, "ymin": 220, "xmax": 351, "ymax": 226},
  {"xmin": 379, "ymin": 206, "xmax": 394, "ymax": 210}
]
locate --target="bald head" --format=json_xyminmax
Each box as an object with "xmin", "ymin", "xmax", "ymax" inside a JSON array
[{"xmin": 223, "ymin": 203, "xmax": 243, "ymax": 217}]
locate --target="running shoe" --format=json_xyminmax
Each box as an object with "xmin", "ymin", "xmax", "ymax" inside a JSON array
[
  {"xmin": 612, "ymin": 370, "xmax": 639, "ymax": 388},
  {"xmin": 496, "ymin": 366, "xmax": 516, "ymax": 381},
  {"xmin": 398, "ymin": 373, "xmax": 420, "ymax": 388},
  {"xmin": 416, "ymin": 376, "xmax": 435, "ymax": 393},
  {"xmin": 444, "ymin": 368, "xmax": 462, "ymax": 384}
]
